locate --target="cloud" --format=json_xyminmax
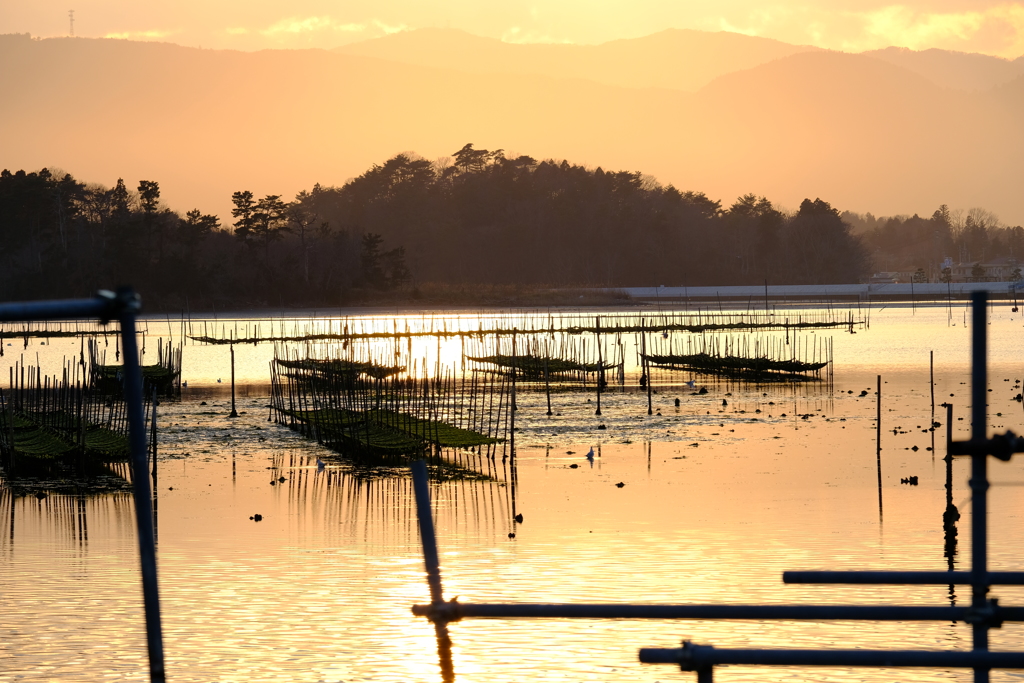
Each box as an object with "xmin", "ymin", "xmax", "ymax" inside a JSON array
[
  {"xmin": 371, "ymin": 20, "xmax": 409, "ymax": 36},
  {"xmin": 262, "ymin": 17, "xmax": 354, "ymax": 36},
  {"xmin": 104, "ymin": 29, "xmax": 175, "ymax": 40},
  {"xmin": 257, "ymin": 16, "xmax": 408, "ymax": 38},
  {"xmin": 688, "ymin": 3, "xmax": 1024, "ymax": 58},
  {"xmin": 845, "ymin": 4, "xmax": 1024, "ymax": 56},
  {"xmin": 501, "ymin": 25, "xmax": 573, "ymax": 44}
]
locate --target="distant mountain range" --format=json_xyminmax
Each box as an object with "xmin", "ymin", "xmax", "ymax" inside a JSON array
[
  {"xmin": 335, "ymin": 27, "xmax": 821, "ymax": 93},
  {"xmin": 2, "ymin": 29, "xmax": 1022, "ymax": 224}
]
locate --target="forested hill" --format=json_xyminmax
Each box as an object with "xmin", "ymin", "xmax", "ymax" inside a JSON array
[
  {"xmin": 302, "ymin": 148, "xmax": 869, "ymax": 288},
  {"xmin": 1, "ymin": 147, "xmax": 872, "ymax": 309},
  {"xmin": 4, "ymin": 34, "xmax": 1024, "ymax": 227}
]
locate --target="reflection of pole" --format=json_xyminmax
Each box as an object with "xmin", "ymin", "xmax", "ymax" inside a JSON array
[
  {"xmin": 410, "ymin": 460, "xmax": 455, "ymax": 683},
  {"xmin": 229, "ymin": 344, "xmax": 238, "ymax": 418},
  {"xmin": 411, "ymin": 460, "xmax": 444, "ymax": 604},
  {"xmin": 876, "ymin": 374, "xmax": 883, "ymax": 522},
  {"xmin": 943, "ymin": 401, "xmax": 960, "ymax": 604},
  {"xmin": 433, "ymin": 622, "xmax": 456, "ymax": 683}
]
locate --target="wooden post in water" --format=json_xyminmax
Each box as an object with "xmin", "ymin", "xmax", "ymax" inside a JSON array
[
  {"xmin": 595, "ymin": 317, "xmax": 602, "ymax": 416},
  {"xmin": 511, "ymin": 328, "xmax": 517, "ymax": 417},
  {"xmin": 150, "ymin": 387, "xmax": 158, "ymax": 479},
  {"xmin": 229, "ymin": 344, "xmax": 238, "ymax": 418},
  {"xmin": 946, "ymin": 402, "xmax": 954, "ymax": 454},
  {"xmin": 543, "ymin": 351, "xmax": 552, "ymax": 417},
  {"xmin": 876, "ymin": 374, "xmax": 883, "ymax": 521},
  {"xmin": 645, "ymin": 351, "xmax": 653, "ymax": 418},
  {"xmin": 930, "ymin": 351, "xmax": 935, "ymax": 416}
]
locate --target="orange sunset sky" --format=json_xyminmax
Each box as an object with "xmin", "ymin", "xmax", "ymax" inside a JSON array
[
  {"xmin": 4, "ymin": 1, "xmax": 1024, "ymax": 57},
  {"xmin": 4, "ymin": 1, "xmax": 1024, "ymax": 226}
]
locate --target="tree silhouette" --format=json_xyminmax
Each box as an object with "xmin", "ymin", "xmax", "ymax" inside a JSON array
[
  {"xmin": 231, "ymin": 190, "xmax": 256, "ymax": 242},
  {"xmin": 251, "ymin": 194, "xmax": 289, "ymax": 265}
]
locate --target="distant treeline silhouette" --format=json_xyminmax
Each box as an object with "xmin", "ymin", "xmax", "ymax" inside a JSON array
[
  {"xmin": 844, "ymin": 206, "xmax": 1024, "ymax": 280},
  {"xmin": 4, "ymin": 146, "xmax": 1015, "ymax": 308}
]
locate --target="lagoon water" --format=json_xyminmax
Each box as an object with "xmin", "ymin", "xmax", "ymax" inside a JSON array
[{"xmin": 4, "ymin": 302, "xmax": 1024, "ymax": 682}]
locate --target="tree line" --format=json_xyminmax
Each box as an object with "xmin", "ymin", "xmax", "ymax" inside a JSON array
[
  {"xmin": 10, "ymin": 145, "xmax": 1018, "ymax": 309},
  {"xmin": 845, "ymin": 206, "xmax": 1024, "ymax": 280}
]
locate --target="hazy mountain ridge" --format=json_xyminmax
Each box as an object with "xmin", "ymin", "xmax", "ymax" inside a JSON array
[
  {"xmin": 862, "ymin": 46, "xmax": 1024, "ymax": 92},
  {"xmin": 335, "ymin": 27, "xmax": 820, "ymax": 93},
  {"xmin": 1, "ymin": 32, "xmax": 1022, "ymax": 226}
]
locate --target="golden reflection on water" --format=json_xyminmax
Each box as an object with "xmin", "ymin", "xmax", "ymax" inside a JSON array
[{"xmin": 5, "ymin": 304, "xmax": 1024, "ymax": 681}]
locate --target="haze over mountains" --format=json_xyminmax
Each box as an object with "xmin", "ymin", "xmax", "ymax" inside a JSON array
[
  {"xmin": 335, "ymin": 27, "xmax": 821, "ymax": 92},
  {"xmin": 2, "ymin": 29, "xmax": 1023, "ymax": 225}
]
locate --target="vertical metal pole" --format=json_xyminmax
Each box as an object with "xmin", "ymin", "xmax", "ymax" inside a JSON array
[
  {"xmin": 119, "ymin": 304, "xmax": 166, "ymax": 682},
  {"xmin": 229, "ymin": 344, "xmax": 238, "ymax": 418},
  {"xmin": 970, "ymin": 291, "xmax": 989, "ymax": 683},
  {"xmin": 697, "ymin": 666, "xmax": 714, "ymax": 683},
  {"xmin": 876, "ymin": 374, "xmax": 883, "ymax": 521},
  {"xmin": 411, "ymin": 460, "xmax": 444, "ymax": 604}
]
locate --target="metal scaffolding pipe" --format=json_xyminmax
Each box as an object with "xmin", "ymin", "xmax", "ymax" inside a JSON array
[
  {"xmin": 784, "ymin": 571, "xmax": 1024, "ymax": 585},
  {"xmin": 411, "ymin": 602, "xmax": 1024, "ymax": 622},
  {"xmin": 639, "ymin": 644, "xmax": 1024, "ymax": 669}
]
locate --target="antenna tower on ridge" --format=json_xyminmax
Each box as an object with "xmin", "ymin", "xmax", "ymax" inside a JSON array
[{"xmin": 69, "ymin": 10, "xmax": 75, "ymax": 37}]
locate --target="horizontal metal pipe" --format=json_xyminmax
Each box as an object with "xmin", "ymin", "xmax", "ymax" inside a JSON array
[
  {"xmin": 639, "ymin": 645, "xmax": 1024, "ymax": 668},
  {"xmin": 784, "ymin": 571, "xmax": 1024, "ymax": 585},
  {"xmin": 0, "ymin": 294, "xmax": 116, "ymax": 322},
  {"xmin": 411, "ymin": 602, "xmax": 1024, "ymax": 622}
]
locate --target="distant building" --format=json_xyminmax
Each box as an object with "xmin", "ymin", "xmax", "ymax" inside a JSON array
[
  {"xmin": 944, "ymin": 256, "xmax": 1022, "ymax": 283},
  {"xmin": 869, "ymin": 271, "xmax": 912, "ymax": 284}
]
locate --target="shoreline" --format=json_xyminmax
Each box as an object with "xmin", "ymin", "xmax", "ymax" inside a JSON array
[{"xmin": 139, "ymin": 281, "xmax": 1022, "ymax": 319}]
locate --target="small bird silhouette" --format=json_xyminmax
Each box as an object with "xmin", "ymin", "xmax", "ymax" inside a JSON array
[
  {"xmin": 514, "ymin": 513, "xmax": 524, "ymax": 523},
  {"xmin": 586, "ymin": 447, "xmax": 595, "ymax": 461},
  {"xmin": 316, "ymin": 458, "xmax": 325, "ymax": 470},
  {"xmin": 217, "ymin": 378, "xmax": 222, "ymax": 383}
]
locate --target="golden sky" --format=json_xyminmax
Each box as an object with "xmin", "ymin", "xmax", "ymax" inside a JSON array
[{"xmin": 4, "ymin": 1, "xmax": 1024, "ymax": 57}]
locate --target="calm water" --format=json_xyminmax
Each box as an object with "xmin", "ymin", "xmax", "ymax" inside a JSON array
[{"xmin": 4, "ymin": 302, "xmax": 1024, "ymax": 682}]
